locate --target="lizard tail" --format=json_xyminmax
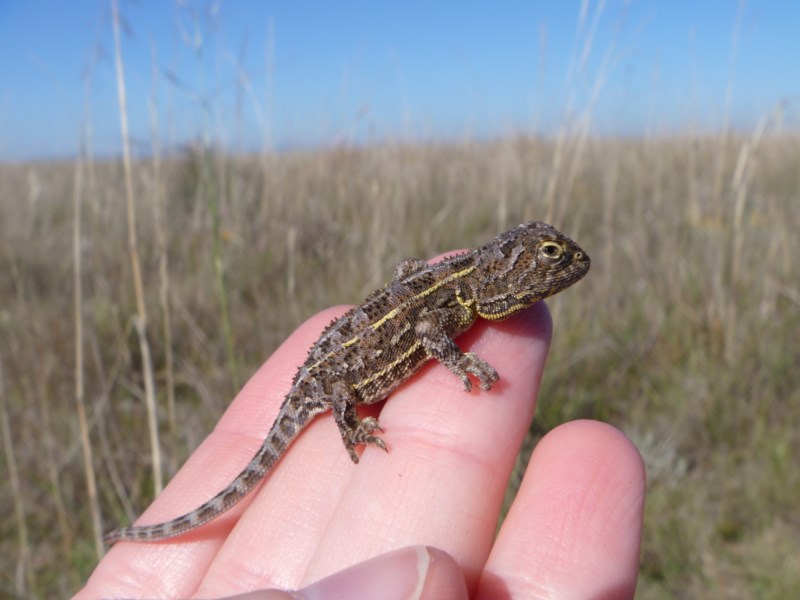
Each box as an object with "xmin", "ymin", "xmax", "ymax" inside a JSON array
[{"xmin": 104, "ymin": 399, "xmax": 317, "ymax": 544}]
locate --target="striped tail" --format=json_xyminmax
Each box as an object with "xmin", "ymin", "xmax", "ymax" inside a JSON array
[{"xmin": 104, "ymin": 397, "xmax": 317, "ymax": 543}]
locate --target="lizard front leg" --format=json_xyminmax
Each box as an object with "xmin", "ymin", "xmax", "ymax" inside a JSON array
[
  {"xmin": 415, "ymin": 309, "xmax": 499, "ymax": 392},
  {"xmin": 330, "ymin": 380, "xmax": 387, "ymax": 463}
]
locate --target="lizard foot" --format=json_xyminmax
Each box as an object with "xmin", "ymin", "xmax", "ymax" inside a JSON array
[
  {"xmin": 344, "ymin": 416, "xmax": 387, "ymax": 463},
  {"xmin": 455, "ymin": 352, "xmax": 499, "ymax": 391}
]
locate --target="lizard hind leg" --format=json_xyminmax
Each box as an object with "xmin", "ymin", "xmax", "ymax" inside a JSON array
[{"xmin": 330, "ymin": 381, "xmax": 387, "ymax": 463}]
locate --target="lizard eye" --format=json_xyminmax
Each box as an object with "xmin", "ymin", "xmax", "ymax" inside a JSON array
[{"xmin": 539, "ymin": 241, "xmax": 564, "ymax": 262}]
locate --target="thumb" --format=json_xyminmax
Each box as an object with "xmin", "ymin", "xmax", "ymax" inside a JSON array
[{"xmin": 220, "ymin": 546, "xmax": 467, "ymax": 600}]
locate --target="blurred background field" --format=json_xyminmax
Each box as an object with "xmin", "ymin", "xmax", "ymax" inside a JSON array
[{"xmin": 1, "ymin": 1, "xmax": 799, "ymax": 598}]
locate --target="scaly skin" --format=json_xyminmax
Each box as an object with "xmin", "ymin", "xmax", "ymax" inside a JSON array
[{"xmin": 104, "ymin": 221, "xmax": 590, "ymax": 543}]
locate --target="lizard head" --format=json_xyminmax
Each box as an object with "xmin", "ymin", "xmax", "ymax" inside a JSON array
[{"xmin": 474, "ymin": 221, "xmax": 590, "ymax": 321}]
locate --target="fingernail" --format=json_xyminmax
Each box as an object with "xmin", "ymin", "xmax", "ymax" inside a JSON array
[{"xmin": 301, "ymin": 546, "xmax": 433, "ymax": 600}]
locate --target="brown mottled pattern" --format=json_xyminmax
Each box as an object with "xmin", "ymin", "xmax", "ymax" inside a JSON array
[{"xmin": 104, "ymin": 221, "xmax": 590, "ymax": 543}]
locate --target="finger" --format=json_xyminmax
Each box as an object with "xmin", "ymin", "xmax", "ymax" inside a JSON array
[
  {"xmin": 302, "ymin": 302, "xmax": 553, "ymax": 590},
  {"xmin": 76, "ymin": 308, "xmax": 348, "ymax": 600},
  {"xmin": 477, "ymin": 420, "xmax": 645, "ymax": 600}
]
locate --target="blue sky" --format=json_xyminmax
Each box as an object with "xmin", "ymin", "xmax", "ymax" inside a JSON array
[{"xmin": 0, "ymin": 0, "xmax": 797, "ymax": 160}]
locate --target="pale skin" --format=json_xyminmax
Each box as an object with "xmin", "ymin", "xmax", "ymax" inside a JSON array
[{"xmin": 77, "ymin": 299, "xmax": 645, "ymax": 599}]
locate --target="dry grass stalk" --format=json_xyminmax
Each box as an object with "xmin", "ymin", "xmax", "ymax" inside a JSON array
[
  {"xmin": 112, "ymin": 0, "xmax": 163, "ymax": 494},
  {"xmin": 0, "ymin": 358, "xmax": 36, "ymax": 597},
  {"xmin": 73, "ymin": 155, "xmax": 104, "ymax": 559},
  {"xmin": 726, "ymin": 112, "xmax": 771, "ymax": 362},
  {"xmin": 35, "ymin": 359, "xmax": 77, "ymax": 585},
  {"xmin": 148, "ymin": 39, "xmax": 177, "ymax": 434},
  {"xmin": 210, "ymin": 159, "xmax": 241, "ymax": 393}
]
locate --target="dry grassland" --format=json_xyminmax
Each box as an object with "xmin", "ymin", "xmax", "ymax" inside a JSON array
[{"xmin": 1, "ymin": 132, "xmax": 799, "ymax": 597}]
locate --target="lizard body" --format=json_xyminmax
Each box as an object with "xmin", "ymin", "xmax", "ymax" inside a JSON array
[{"xmin": 105, "ymin": 221, "xmax": 590, "ymax": 543}]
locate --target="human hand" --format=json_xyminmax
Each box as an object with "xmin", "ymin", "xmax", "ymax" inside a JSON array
[{"xmin": 77, "ymin": 301, "xmax": 644, "ymax": 599}]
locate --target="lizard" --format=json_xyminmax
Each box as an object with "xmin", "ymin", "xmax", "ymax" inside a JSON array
[{"xmin": 104, "ymin": 221, "xmax": 590, "ymax": 543}]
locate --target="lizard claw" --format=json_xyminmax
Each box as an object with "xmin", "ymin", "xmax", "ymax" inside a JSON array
[
  {"xmin": 357, "ymin": 417, "xmax": 386, "ymax": 452},
  {"xmin": 343, "ymin": 416, "xmax": 387, "ymax": 463},
  {"xmin": 366, "ymin": 435, "xmax": 388, "ymax": 453},
  {"xmin": 458, "ymin": 353, "xmax": 499, "ymax": 391}
]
